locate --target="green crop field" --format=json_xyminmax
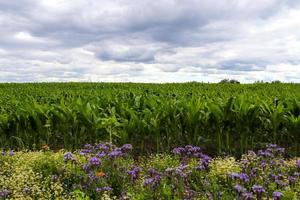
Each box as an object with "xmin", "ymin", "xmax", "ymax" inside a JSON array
[{"xmin": 0, "ymin": 82, "xmax": 300, "ymax": 156}]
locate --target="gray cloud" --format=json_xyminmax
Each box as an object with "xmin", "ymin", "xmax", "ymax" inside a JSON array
[{"xmin": 0, "ymin": 0, "xmax": 300, "ymax": 82}]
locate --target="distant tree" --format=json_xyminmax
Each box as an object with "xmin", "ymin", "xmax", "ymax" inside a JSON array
[
  {"xmin": 229, "ymin": 79, "xmax": 240, "ymax": 84},
  {"xmin": 219, "ymin": 79, "xmax": 240, "ymax": 84},
  {"xmin": 219, "ymin": 79, "xmax": 230, "ymax": 83},
  {"xmin": 271, "ymin": 80, "xmax": 281, "ymax": 84},
  {"xmin": 254, "ymin": 80, "xmax": 264, "ymax": 83}
]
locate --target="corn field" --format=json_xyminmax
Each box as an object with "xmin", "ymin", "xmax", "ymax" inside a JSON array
[{"xmin": 0, "ymin": 82, "xmax": 300, "ymax": 156}]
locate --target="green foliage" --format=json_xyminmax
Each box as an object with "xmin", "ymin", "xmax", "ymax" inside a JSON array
[{"xmin": 0, "ymin": 83, "xmax": 300, "ymax": 155}]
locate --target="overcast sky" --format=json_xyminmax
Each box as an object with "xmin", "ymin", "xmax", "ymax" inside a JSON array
[{"xmin": 0, "ymin": 0, "xmax": 300, "ymax": 83}]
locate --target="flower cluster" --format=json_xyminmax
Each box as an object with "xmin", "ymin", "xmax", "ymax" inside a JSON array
[
  {"xmin": 1, "ymin": 150, "xmax": 15, "ymax": 156},
  {"xmin": 63, "ymin": 143, "xmax": 133, "ymax": 197},
  {"xmin": 143, "ymin": 168, "xmax": 162, "ymax": 190},
  {"xmin": 0, "ymin": 143, "xmax": 299, "ymax": 199}
]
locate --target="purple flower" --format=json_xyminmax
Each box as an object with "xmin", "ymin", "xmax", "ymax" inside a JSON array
[
  {"xmin": 273, "ymin": 191, "xmax": 283, "ymax": 200},
  {"xmin": 259, "ymin": 161, "xmax": 267, "ymax": 168},
  {"xmin": 108, "ymin": 149, "xmax": 123, "ymax": 159},
  {"xmin": 89, "ymin": 157, "xmax": 101, "ymax": 166},
  {"xmin": 288, "ymin": 176, "xmax": 296, "ymax": 184},
  {"xmin": 243, "ymin": 192, "xmax": 254, "ymax": 200},
  {"xmin": 175, "ymin": 164, "xmax": 190, "ymax": 177},
  {"xmin": 196, "ymin": 164, "xmax": 206, "ymax": 171},
  {"xmin": 82, "ymin": 163, "xmax": 91, "ymax": 171},
  {"xmin": 95, "ymin": 143, "xmax": 110, "ymax": 152},
  {"xmin": 88, "ymin": 172, "xmax": 96, "ymax": 181},
  {"xmin": 172, "ymin": 147, "xmax": 185, "ymax": 155},
  {"xmin": 250, "ymin": 167, "xmax": 258, "ymax": 177},
  {"xmin": 267, "ymin": 144, "xmax": 278, "ymax": 148},
  {"xmin": 96, "ymin": 186, "xmax": 112, "ymax": 192},
  {"xmin": 228, "ymin": 172, "xmax": 240, "ymax": 179},
  {"xmin": 296, "ymin": 160, "xmax": 300, "ymax": 169},
  {"xmin": 9, "ymin": 150, "xmax": 15, "ymax": 156},
  {"xmin": 96, "ymin": 152, "xmax": 106, "ymax": 158},
  {"xmin": 234, "ymin": 184, "xmax": 244, "ymax": 194},
  {"xmin": 275, "ymin": 179, "xmax": 286, "ymax": 187},
  {"xmin": 258, "ymin": 150, "xmax": 273, "ymax": 158},
  {"xmin": 165, "ymin": 167, "xmax": 174, "ymax": 173},
  {"xmin": 184, "ymin": 189, "xmax": 196, "ymax": 200},
  {"xmin": 276, "ymin": 148, "xmax": 285, "ymax": 154},
  {"xmin": 148, "ymin": 168, "xmax": 159, "ymax": 176},
  {"xmin": 252, "ymin": 184, "xmax": 265, "ymax": 195},
  {"xmin": 238, "ymin": 173, "xmax": 250, "ymax": 183},
  {"xmin": 64, "ymin": 152, "xmax": 75, "ymax": 162},
  {"xmin": 144, "ymin": 177, "xmax": 154, "ymax": 186},
  {"xmin": 0, "ymin": 189, "xmax": 11, "ymax": 198},
  {"xmin": 128, "ymin": 166, "xmax": 142, "ymax": 181},
  {"xmin": 1, "ymin": 150, "xmax": 6, "ymax": 156},
  {"xmin": 144, "ymin": 171, "xmax": 161, "ymax": 190},
  {"xmin": 79, "ymin": 149, "xmax": 92, "ymax": 156},
  {"xmin": 83, "ymin": 144, "xmax": 93, "ymax": 149},
  {"xmin": 121, "ymin": 144, "xmax": 133, "ymax": 152}
]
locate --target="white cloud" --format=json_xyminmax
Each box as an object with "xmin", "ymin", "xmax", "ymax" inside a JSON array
[{"xmin": 0, "ymin": 0, "xmax": 300, "ymax": 82}]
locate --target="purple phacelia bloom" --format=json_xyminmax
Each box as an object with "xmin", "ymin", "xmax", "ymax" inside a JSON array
[
  {"xmin": 175, "ymin": 164, "xmax": 190, "ymax": 177},
  {"xmin": 83, "ymin": 144, "xmax": 93, "ymax": 149},
  {"xmin": 128, "ymin": 166, "xmax": 142, "ymax": 181},
  {"xmin": 148, "ymin": 168, "xmax": 159, "ymax": 176},
  {"xmin": 276, "ymin": 148, "xmax": 285, "ymax": 154},
  {"xmin": 64, "ymin": 152, "xmax": 74, "ymax": 162},
  {"xmin": 108, "ymin": 149, "xmax": 123, "ymax": 158},
  {"xmin": 184, "ymin": 189, "xmax": 196, "ymax": 200},
  {"xmin": 296, "ymin": 160, "xmax": 300, "ymax": 169},
  {"xmin": 89, "ymin": 157, "xmax": 101, "ymax": 166},
  {"xmin": 252, "ymin": 185, "xmax": 265, "ymax": 194},
  {"xmin": 243, "ymin": 192, "xmax": 254, "ymax": 200},
  {"xmin": 8, "ymin": 150, "xmax": 15, "ymax": 156},
  {"xmin": 144, "ymin": 172, "xmax": 161, "ymax": 190},
  {"xmin": 88, "ymin": 172, "xmax": 96, "ymax": 181},
  {"xmin": 121, "ymin": 144, "xmax": 132, "ymax": 152},
  {"xmin": 200, "ymin": 154, "xmax": 211, "ymax": 163},
  {"xmin": 196, "ymin": 164, "xmax": 207, "ymax": 171},
  {"xmin": 0, "ymin": 189, "xmax": 11, "ymax": 198},
  {"xmin": 239, "ymin": 173, "xmax": 250, "ymax": 182},
  {"xmin": 267, "ymin": 144, "xmax": 278, "ymax": 148},
  {"xmin": 79, "ymin": 150, "xmax": 91, "ymax": 156},
  {"xmin": 96, "ymin": 143, "xmax": 110, "ymax": 152},
  {"xmin": 82, "ymin": 163, "xmax": 91, "ymax": 171},
  {"xmin": 273, "ymin": 191, "xmax": 283, "ymax": 200},
  {"xmin": 96, "ymin": 152, "xmax": 106, "ymax": 158},
  {"xmin": 275, "ymin": 179, "xmax": 286, "ymax": 187},
  {"xmin": 144, "ymin": 177, "xmax": 154, "ymax": 186},
  {"xmin": 96, "ymin": 186, "xmax": 112, "ymax": 193},
  {"xmin": 165, "ymin": 167, "xmax": 174, "ymax": 173},
  {"xmin": 288, "ymin": 176, "xmax": 296, "ymax": 184},
  {"xmin": 172, "ymin": 147, "xmax": 185, "ymax": 155},
  {"xmin": 102, "ymin": 186, "xmax": 112, "ymax": 191},
  {"xmin": 234, "ymin": 184, "xmax": 244, "ymax": 193},
  {"xmin": 229, "ymin": 172, "xmax": 240, "ymax": 179},
  {"xmin": 259, "ymin": 161, "xmax": 267, "ymax": 168},
  {"xmin": 1, "ymin": 150, "xmax": 6, "ymax": 156}
]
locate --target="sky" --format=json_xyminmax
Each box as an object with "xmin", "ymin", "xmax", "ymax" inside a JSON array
[{"xmin": 0, "ymin": 0, "xmax": 300, "ymax": 83}]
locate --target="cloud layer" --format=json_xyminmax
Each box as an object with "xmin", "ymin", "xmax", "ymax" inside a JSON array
[{"xmin": 0, "ymin": 0, "xmax": 300, "ymax": 82}]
